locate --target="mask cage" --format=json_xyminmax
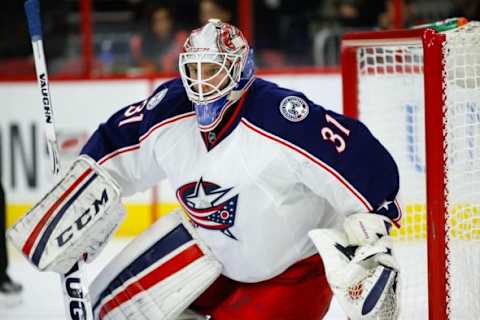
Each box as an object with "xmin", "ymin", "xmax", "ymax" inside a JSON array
[{"xmin": 179, "ymin": 52, "xmax": 243, "ymax": 104}]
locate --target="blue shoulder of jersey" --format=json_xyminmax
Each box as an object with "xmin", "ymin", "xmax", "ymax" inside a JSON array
[
  {"xmin": 243, "ymin": 78, "xmax": 400, "ymax": 218},
  {"xmin": 81, "ymin": 78, "xmax": 192, "ymax": 161}
]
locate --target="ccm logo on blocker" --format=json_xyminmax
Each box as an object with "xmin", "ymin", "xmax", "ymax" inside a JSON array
[{"xmin": 56, "ymin": 189, "xmax": 110, "ymax": 248}]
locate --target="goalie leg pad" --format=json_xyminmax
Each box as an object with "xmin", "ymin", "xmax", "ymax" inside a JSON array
[
  {"xmin": 7, "ymin": 155, "xmax": 124, "ymax": 273},
  {"xmin": 90, "ymin": 209, "xmax": 222, "ymax": 320}
]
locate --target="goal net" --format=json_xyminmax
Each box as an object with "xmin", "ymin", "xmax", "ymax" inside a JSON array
[{"xmin": 341, "ymin": 21, "xmax": 480, "ymax": 320}]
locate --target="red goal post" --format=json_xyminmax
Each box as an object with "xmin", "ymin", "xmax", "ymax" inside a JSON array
[{"xmin": 341, "ymin": 22, "xmax": 480, "ymax": 320}]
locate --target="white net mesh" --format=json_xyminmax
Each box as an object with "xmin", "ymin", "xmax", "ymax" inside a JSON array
[
  {"xmin": 357, "ymin": 44, "xmax": 428, "ymax": 319},
  {"xmin": 443, "ymin": 22, "xmax": 480, "ymax": 319},
  {"xmin": 353, "ymin": 22, "xmax": 480, "ymax": 319}
]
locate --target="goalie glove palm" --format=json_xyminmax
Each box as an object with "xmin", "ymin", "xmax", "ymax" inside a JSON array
[{"xmin": 309, "ymin": 214, "xmax": 400, "ymax": 320}]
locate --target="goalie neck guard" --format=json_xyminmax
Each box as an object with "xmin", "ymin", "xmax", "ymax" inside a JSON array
[{"xmin": 179, "ymin": 19, "xmax": 255, "ymax": 131}]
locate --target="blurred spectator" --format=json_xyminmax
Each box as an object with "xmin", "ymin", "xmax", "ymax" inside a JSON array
[
  {"xmin": 255, "ymin": 0, "xmax": 320, "ymax": 67},
  {"xmin": 199, "ymin": 0, "xmax": 235, "ymax": 25},
  {"xmin": 334, "ymin": 0, "xmax": 388, "ymax": 28},
  {"xmin": 0, "ymin": 0, "xmax": 69, "ymax": 77},
  {"xmin": 378, "ymin": 0, "xmax": 414, "ymax": 29},
  {"xmin": 130, "ymin": 4, "xmax": 187, "ymax": 73},
  {"xmin": 165, "ymin": 0, "xmax": 198, "ymax": 31},
  {"xmin": 0, "ymin": 1, "xmax": 32, "ymax": 77},
  {"xmin": 253, "ymin": 1, "xmax": 286, "ymax": 68},
  {"xmin": 313, "ymin": 0, "xmax": 411, "ymax": 66}
]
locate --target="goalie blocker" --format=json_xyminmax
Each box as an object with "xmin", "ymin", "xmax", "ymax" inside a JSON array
[{"xmin": 7, "ymin": 155, "xmax": 125, "ymax": 274}]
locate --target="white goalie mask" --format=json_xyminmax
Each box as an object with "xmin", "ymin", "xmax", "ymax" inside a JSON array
[{"xmin": 179, "ymin": 19, "xmax": 254, "ymax": 131}]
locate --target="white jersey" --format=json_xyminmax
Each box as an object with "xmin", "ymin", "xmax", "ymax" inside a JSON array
[{"xmin": 81, "ymin": 78, "xmax": 401, "ymax": 282}]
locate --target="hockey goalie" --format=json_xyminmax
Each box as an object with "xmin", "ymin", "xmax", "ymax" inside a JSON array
[{"xmin": 8, "ymin": 19, "xmax": 402, "ymax": 320}]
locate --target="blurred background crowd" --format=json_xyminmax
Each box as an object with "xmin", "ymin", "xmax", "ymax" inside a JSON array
[{"xmin": 1, "ymin": 0, "xmax": 479, "ymax": 78}]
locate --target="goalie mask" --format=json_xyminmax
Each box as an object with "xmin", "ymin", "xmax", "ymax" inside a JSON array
[{"xmin": 179, "ymin": 19, "xmax": 255, "ymax": 131}]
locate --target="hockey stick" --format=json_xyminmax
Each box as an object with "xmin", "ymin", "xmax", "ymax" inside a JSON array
[
  {"xmin": 24, "ymin": 1, "xmax": 94, "ymax": 319},
  {"xmin": 24, "ymin": 0, "xmax": 60, "ymax": 177}
]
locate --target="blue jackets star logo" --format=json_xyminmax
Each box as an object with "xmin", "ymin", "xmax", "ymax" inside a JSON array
[{"xmin": 176, "ymin": 177, "xmax": 239, "ymax": 240}]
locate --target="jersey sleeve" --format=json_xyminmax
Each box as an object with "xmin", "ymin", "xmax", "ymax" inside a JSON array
[
  {"xmin": 80, "ymin": 98, "xmax": 167, "ymax": 197},
  {"xmin": 293, "ymin": 104, "xmax": 402, "ymax": 223},
  {"xmin": 243, "ymin": 79, "xmax": 401, "ymax": 224}
]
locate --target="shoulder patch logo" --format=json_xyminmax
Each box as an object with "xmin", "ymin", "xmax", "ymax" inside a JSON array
[
  {"xmin": 146, "ymin": 88, "xmax": 168, "ymax": 110},
  {"xmin": 279, "ymin": 96, "xmax": 309, "ymax": 122}
]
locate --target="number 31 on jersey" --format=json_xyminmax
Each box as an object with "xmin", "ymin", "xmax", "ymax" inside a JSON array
[{"xmin": 321, "ymin": 114, "xmax": 350, "ymax": 153}]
